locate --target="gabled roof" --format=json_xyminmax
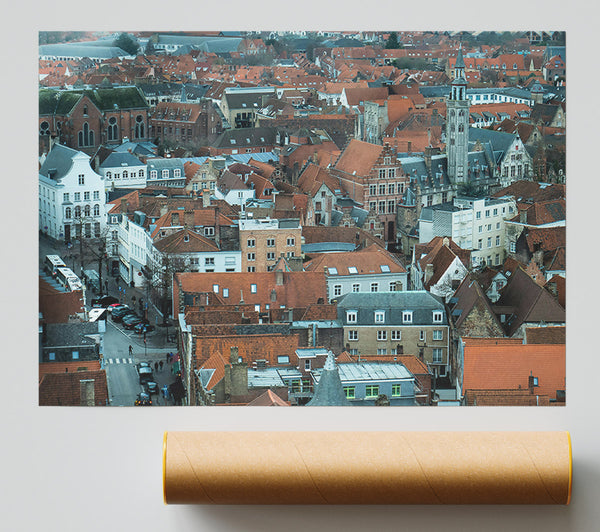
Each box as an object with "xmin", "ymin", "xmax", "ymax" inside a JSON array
[
  {"xmin": 39, "ymin": 144, "xmax": 84, "ymax": 180},
  {"xmin": 247, "ymin": 389, "xmax": 290, "ymax": 406},
  {"xmin": 297, "ymin": 163, "xmax": 340, "ymax": 197},
  {"xmin": 151, "ymin": 208, "xmax": 235, "ymax": 238},
  {"xmin": 462, "ymin": 344, "xmax": 565, "ymax": 400},
  {"xmin": 199, "ymin": 351, "xmax": 227, "ymax": 391},
  {"xmin": 334, "ymin": 139, "xmax": 383, "ymax": 177},
  {"xmin": 495, "ymin": 267, "xmax": 565, "ymax": 336},
  {"xmin": 217, "ymin": 170, "xmax": 248, "ymax": 194},
  {"xmin": 153, "ymin": 228, "xmax": 220, "ymax": 254},
  {"xmin": 100, "ymin": 151, "xmax": 144, "ymax": 169},
  {"xmin": 451, "ymin": 274, "xmax": 504, "ymax": 333},
  {"xmin": 416, "ymin": 236, "xmax": 470, "ymax": 271},
  {"xmin": 516, "ymin": 199, "xmax": 565, "ymax": 225},
  {"xmin": 421, "ymin": 244, "xmax": 465, "ymax": 290}
]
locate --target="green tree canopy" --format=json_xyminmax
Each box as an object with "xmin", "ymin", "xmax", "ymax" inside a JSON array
[
  {"xmin": 114, "ymin": 33, "xmax": 139, "ymax": 55},
  {"xmin": 385, "ymin": 32, "xmax": 400, "ymax": 49}
]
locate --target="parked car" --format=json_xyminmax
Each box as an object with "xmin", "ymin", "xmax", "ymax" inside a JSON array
[
  {"xmin": 91, "ymin": 295, "xmax": 119, "ymax": 308},
  {"xmin": 139, "ymin": 366, "xmax": 154, "ymax": 384},
  {"xmin": 122, "ymin": 314, "xmax": 144, "ymax": 329},
  {"xmin": 134, "ymin": 322, "xmax": 155, "ymax": 335},
  {"xmin": 144, "ymin": 381, "xmax": 159, "ymax": 395},
  {"xmin": 112, "ymin": 306, "xmax": 136, "ymax": 322}
]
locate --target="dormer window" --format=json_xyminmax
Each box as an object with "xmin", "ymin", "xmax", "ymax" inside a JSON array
[
  {"xmin": 402, "ymin": 311, "xmax": 413, "ymax": 324},
  {"xmin": 375, "ymin": 311, "xmax": 385, "ymax": 323},
  {"xmin": 433, "ymin": 311, "xmax": 443, "ymax": 323},
  {"xmin": 346, "ymin": 311, "xmax": 357, "ymax": 323}
]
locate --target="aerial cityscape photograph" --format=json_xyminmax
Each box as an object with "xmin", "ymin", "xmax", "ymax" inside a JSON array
[{"xmin": 37, "ymin": 30, "xmax": 566, "ymax": 407}]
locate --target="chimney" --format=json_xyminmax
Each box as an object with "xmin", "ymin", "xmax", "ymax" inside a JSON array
[
  {"xmin": 519, "ymin": 209, "xmax": 528, "ymax": 223},
  {"xmin": 275, "ymin": 269, "xmax": 284, "ymax": 286},
  {"xmin": 424, "ymin": 263, "xmax": 434, "ymax": 284},
  {"xmin": 202, "ymin": 188, "xmax": 210, "ymax": 208},
  {"xmin": 183, "ymin": 210, "xmax": 194, "ymax": 228},
  {"xmin": 407, "ymin": 140, "xmax": 412, "ymax": 153},
  {"xmin": 160, "ymin": 203, "xmax": 169, "ymax": 217},
  {"xmin": 229, "ymin": 346, "xmax": 239, "ymax": 364},
  {"xmin": 120, "ymin": 198, "xmax": 128, "ymax": 213},
  {"xmin": 443, "ymin": 237, "xmax": 450, "ymax": 247}
]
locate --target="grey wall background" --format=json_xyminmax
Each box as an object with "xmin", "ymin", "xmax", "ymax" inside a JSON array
[{"xmin": 3, "ymin": 2, "xmax": 598, "ymax": 531}]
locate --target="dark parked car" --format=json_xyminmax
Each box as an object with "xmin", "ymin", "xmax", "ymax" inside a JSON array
[
  {"xmin": 111, "ymin": 306, "xmax": 136, "ymax": 322},
  {"xmin": 122, "ymin": 314, "xmax": 144, "ymax": 329},
  {"xmin": 134, "ymin": 322, "xmax": 155, "ymax": 335},
  {"xmin": 144, "ymin": 381, "xmax": 159, "ymax": 395},
  {"xmin": 91, "ymin": 295, "xmax": 119, "ymax": 308},
  {"xmin": 139, "ymin": 366, "xmax": 154, "ymax": 384}
]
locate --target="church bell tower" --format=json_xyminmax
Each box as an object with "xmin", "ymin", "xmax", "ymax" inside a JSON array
[{"xmin": 446, "ymin": 47, "xmax": 470, "ymax": 184}]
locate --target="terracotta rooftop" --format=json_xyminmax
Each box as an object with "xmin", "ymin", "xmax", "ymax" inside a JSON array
[
  {"xmin": 462, "ymin": 343, "xmax": 565, "ymax": 401},
  {"xmin": 39, "ymin": 369, "xmax": 108, "ymax": 406},
  {"xmin": 153, "ymin": 228, "xmax": 220, "ymax": 254},
  {"xmin": 334, "ymin": 139, "xmax": 384, "ymax": 177},
  {"xmin": 247, "ymin": 389, "xmax": 290, "ymax": 406},
  {"xmin": 176, "ymin": 271, "xmax": 327, "ymax": 309},
  {"xmin": 301, "ymin": 226, "xmax": 385, "ymax": 249},
  {"xmin": 305, "ymin": 244, "xmax": 406, "ymax": 276}
]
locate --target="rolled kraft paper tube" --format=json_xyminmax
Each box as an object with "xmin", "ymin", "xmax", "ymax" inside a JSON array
[{"xmin": 163, "ymin": 431, "xmax": 572, "ymax": 505}]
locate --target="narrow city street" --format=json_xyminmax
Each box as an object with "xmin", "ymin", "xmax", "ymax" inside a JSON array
[{"xmin": 40, "ymin": 232, "xmax": 180, "ymax": 407}]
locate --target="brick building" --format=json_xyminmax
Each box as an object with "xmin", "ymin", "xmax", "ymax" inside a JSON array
[
  {"xmin": 148, "ymin": 100, "xmax": 222, "ymax": 147},
  {"xmin": 329, "ymin": 139, "xmax": 410, "ymax": 243},
  {"xmin": 238, "ymin": 218, "xmax": 302, "ymax": 272},
  {"xmin": 39, "ymin": 87, "xmax": 150, "ymax": 156}
]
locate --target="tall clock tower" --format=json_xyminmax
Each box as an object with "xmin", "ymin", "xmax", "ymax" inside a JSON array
[{"xmin": 446, "ymin": 47, "xmax": 470, "ymax": 184}]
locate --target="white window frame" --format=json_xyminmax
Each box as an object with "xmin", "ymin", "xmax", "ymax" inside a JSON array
[
  {"xmin": 374, "ymin": 311, "xmax": 385, "ymax": 323},
  {"xmin": 402, "ymin": 311, "xmax": 413, "ymax": 324},
  {"xmin": 432, "ymin": 311, "xmax": 443, "ymax": 323},
  {"xmin": 346, "ymin": 311, "xmax": 357, "ymax": 323}
]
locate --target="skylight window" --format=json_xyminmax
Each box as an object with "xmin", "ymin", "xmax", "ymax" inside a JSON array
[
  {"xmin": 230, "ymin": 139, "xmax": 236, "ymax": 144},
  {"xmin": 348, "ymin": 266, "xmax": 358, "ymax": 274},
  {"xmin": 380, "ymin": 265, "xmax": 391, "ymax": 273},
  {"xmin": 327, "ymin": 267, "xmax": 338, "ymax": 275}
]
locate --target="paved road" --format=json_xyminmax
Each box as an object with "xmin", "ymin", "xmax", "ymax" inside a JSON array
[{"xmin": 104, "ymin": 318, "xmax": 175, "ymax": 406}]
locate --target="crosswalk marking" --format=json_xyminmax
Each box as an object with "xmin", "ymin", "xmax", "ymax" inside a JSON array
[{"xmin": 104, "ymin": 358, "xmax": 134, "ymax": 365}]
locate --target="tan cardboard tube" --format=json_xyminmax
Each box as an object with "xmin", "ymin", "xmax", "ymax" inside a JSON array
[{"xmin": 163, "ymin": 431, "xmax": 572, "ymax": 505}]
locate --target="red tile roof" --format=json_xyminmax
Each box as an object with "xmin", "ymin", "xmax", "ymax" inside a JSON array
[
  {"xmin": 153, "ymin": 228, "xmax": 220, "ymax": 254},
  {"xmin": 39, "ymin": 278, "xmax": 85, "ymax": 323},
  {"xmin": 334, "ymin": 139, "xmax": 383, "ymax": 177},
  {"xmin": 462, "ymin": 343, "xmax": 565, "ymax": 400},
  {"xmin": 39, "ymin": 369, "xmax": 108, "ymax": 406},
  {"xmin": 200, "ymin": 351, "xmax": 227, "ymax": 390},
  {"xmin": 247, "ymin": 389, "xmax": 290, "ymax": 406},
  {"xmin": 176, "ymin": 271, "xmax": 327, "ymax": 309},
  {"xmin": 305, "ymin": 244, "xmax": 406, "ymax": 276}
]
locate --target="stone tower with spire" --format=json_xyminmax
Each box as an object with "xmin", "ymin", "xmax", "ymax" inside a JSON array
[{"xmin": 446, "ymin": 47, "xmax": 470, "ymax": 185}]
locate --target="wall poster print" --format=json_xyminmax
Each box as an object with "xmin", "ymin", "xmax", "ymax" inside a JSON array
[{"xmin": 38, "ymin": 30, "xmax": 566, "ymax": 408}]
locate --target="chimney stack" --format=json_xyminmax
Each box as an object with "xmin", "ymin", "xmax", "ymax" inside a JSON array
[
  {"xmin": 275, "ymin": 269, "xmax": 284, "ymax": 286},
  {"xmin": 202, "ymin": 188, "xmax": 210, "ymax": 208}
]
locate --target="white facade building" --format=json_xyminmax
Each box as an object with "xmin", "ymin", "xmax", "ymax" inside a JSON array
[
  {"xmin": 39, "ymin": 144, "xmax": 108, "ymax": 243},
  {"xmin": 99, "ymin": 152, "xmax": 147, "ymax": 190},
  {"xmin": 419, "ymin": 196, "xmax": 516, "ymax": 268}
]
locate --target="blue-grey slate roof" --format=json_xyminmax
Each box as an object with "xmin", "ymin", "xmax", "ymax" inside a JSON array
[
  {"xmin": 336, "ymin": 290, "xmax": 446, "ymax": 326},
  {"xmin": 40, "ymin": 144, "xmax": 80, "ymax": 180},
  {"xmin": 100, "ymin": 152, "xmax": 143, "ymax": 169},
  {"xmin": 39, "ymin": 44, "xmax": 128, "ymax": 59},
  {"xmin": 113, "ymin": 141, "xmax": 157, "ymax": 157}
]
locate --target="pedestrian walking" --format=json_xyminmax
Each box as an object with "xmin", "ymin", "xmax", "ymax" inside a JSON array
[
  {"xmin": 129, "ymin": 345, "xmax": 133, "ymax": 356},
  {"xmin": 159, "ymin": 360, "xmax": 164, "ymax": 371},
  {"xmin": 154, "ymin": 362, "xmax": 159, "ymax": 372},
  {"xmin": 165, "ymin": 353, "xmax": 169, "ymax": 363}
]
